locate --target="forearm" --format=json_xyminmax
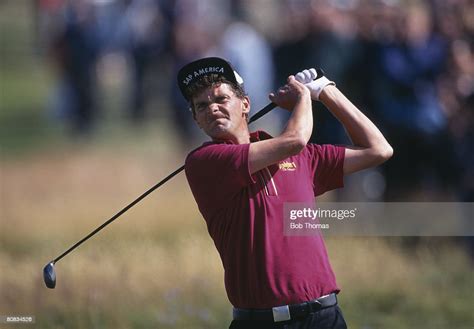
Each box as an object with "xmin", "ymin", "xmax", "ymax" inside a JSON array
[
  {"xmin": 318, "ymin": 85, "xmax": 393, "ymax": 174},
  {"xmin": 281, "ymin": 92, "xmax": 313, "ymax": 147},
  {"xmin": 249, "ymin": 81, "xmax": 313, "ymax": 174},
  {"xmin": 319, "ymin": 85, "xmax": 391, "ymax": 151}
]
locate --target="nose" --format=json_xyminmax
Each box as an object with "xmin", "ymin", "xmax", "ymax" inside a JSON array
[
  {"xmin": 208, "ymin": 102, "xmax": 219, "ymax": 112},
  {"xmin": 205, "ymin": 102, "xmax": 221, "ymax": 116}
]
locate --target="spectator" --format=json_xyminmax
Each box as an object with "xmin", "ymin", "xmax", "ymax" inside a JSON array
[
  {"xmin": 216, "ymin": 20, "xmax": 279, "ymax": 134},
  {"xmin": 49, "ymin": 0, "xmax": 101, "ymax": 135},
  {"xmin": 371, "ymin": 2, "xmax": 456, "ymax": 199},
  {"xmin": 117, "ymin": 0, "xmax": 170, "ymax": 123}
]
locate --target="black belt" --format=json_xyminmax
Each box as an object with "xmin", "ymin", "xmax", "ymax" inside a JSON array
[{"xmin": 233, "ymin": 293, "xmax": 338, "ymax": 322}]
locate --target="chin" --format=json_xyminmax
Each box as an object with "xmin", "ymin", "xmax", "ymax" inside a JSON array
[
  {"xmin": 207, "ymin": 121, "xmax": 229, "ymax": 134},
  {"xmin": 208, "ymin": 126, "xmax": 232, "ymax": 140}
]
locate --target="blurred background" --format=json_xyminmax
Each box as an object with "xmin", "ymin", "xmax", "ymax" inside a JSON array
[{"xmin": 0, "ymin": 0, "xmax": 473, "ymax": 328}]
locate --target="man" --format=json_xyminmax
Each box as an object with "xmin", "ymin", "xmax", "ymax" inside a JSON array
[{"xmin": 178, "ymin": 57, "xmax": 392, "ymax": 328}]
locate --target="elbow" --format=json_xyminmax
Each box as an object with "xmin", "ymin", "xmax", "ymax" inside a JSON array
[
  {"xmin": 287, "ymin": 134, "xmax": 308, "ymax": 156},
  {"xmin": 375, "ymin": 143, "xmax": 393, "ymax": 164},
  {"xmin": 382, "ymin": 143, "xmax": 394, "ymax": 161}
]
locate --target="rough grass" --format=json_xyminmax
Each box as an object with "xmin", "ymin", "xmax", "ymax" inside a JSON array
[{"xmin": 1, "ymin": 144, "xmax": 473, "ymax": 329}]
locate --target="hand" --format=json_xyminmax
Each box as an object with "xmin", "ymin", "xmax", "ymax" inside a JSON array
[
  {"xmin": 269, "ymin": 75, "xmax": 311, "ymax": 111},
  {"xmin": 295, "ymin": 68, "xmax": 335, "ymax": 101}
]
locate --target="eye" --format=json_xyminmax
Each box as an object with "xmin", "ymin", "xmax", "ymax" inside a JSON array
[
  {"xmin": 216, "ymin": 96, "xmax": 230, "ymax": 104},
  {"xmin": 195, "ymin": 103, "xmax": 208, "ymax": 113}
]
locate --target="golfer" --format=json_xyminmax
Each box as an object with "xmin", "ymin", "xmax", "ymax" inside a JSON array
[{"xmin": 179, "ymin": 57, "xmax": 392, "ymax": 328}]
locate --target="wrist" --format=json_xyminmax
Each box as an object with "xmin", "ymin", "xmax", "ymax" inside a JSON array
[
  {"xmin": 311, "ymin": 77, "xmax": 336, "ymax": 101},
  {"xmin": 297, "ymin": 89, "xmax": 312, "ymax": 108},
  {"xmin": 299, "ymin": 87, "xmax": 311, "ymax": 101},
  {"xmin": 318, "ymin": 84, "xmax": 338, "ymax": 103}
]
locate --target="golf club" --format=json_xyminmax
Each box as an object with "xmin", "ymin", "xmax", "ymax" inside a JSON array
[{"xmin": 43, "ymin": 102, "xmax": 277, "ymax": 289}]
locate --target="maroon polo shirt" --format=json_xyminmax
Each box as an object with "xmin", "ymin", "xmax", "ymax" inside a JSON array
[{"xmin": 185, "ymin": 131, "xmax": 345, "ymax": 309}]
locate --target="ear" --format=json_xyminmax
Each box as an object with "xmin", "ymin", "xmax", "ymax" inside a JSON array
[{"xmin": 241, "ymin": 96, "xmax": 250, "ymax": 116}]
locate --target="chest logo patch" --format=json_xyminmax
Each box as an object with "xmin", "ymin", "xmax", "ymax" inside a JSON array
[{"xmin": 279, "ymin": 161, "xmax": 297, "ymax": 171}]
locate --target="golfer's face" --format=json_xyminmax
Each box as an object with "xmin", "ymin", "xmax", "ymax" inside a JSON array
[{"xmin": 192, "ymin": 83, "xmax": 248, "ymax": 140}]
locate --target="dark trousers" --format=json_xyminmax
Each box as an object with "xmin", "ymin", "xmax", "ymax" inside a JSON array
[{"xmin": 229, "ymin": 305, "xmax": 347, "ymax": 329}]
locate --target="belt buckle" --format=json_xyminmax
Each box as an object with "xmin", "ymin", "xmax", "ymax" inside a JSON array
[
  {"xmin": 272, "ymin": 305, "xmax": 291, "ymax": 322},
  {"xmin": 311, "ymin": 299, "xmax": 322, "ymax": 312}
]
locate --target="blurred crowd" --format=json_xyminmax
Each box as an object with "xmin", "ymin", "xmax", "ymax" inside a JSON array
[{"xmin": 34, "ymin": 0, "xmax": 473, "ymax": 202}]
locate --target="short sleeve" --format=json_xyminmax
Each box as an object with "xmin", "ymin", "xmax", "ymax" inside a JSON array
[
  {"xmin": 185, "ymin": 143, "xmax": 255, "ymax": 215},
  {"xmin": 305, "ymin": 144, "xmax": 345, "ymax": 196}
]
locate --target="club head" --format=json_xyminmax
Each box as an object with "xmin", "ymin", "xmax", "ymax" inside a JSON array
[{"xmin": 43, "ymin": 262, "xmax": 56, "ymax": 289}]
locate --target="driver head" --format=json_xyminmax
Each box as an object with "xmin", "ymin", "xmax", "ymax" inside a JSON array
[{"xmin": 43, "ymin": 262, "xmax": 56, "ymax": 289}]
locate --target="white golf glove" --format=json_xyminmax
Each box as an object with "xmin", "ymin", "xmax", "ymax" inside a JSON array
[{"xmin": 295, "ymin": 68, "xmax": 335, "ymax": 100}]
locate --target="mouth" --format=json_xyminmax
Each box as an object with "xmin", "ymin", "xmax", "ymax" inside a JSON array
[{"xmin": 208, "ymin": 116, "xmax": 228, "ymax": 125}]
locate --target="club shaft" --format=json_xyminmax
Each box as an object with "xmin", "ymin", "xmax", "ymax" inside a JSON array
[
  {"xmin": 248, "ymin": 103, "xmax": 276, "ymax": 124},
  {"xmin": 51, "ymin": 102, "xmax": 277, "ymax": 264},
  {"xmin": 52, "ymin": 165, "xmax": 184, "ymax": 264}
]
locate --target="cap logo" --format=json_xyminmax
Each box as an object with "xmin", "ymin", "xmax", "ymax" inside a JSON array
[
  {"xmin": 182, "ymin": 66, "xmax": 225, "ymax": 86},
  {"xmin": 178, "ymin": 57, "xmax": 243, "ymax": 101}
]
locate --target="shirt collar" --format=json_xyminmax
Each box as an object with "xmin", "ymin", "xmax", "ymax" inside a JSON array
[{"xmin": 250, "ymin": 130, "xmax": 273, "ymax": 142}]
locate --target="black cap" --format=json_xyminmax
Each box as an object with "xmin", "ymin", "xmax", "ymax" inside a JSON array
[{"xmin": 177, "ymin": 57, "xmax": 244, "ymax": 101}]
